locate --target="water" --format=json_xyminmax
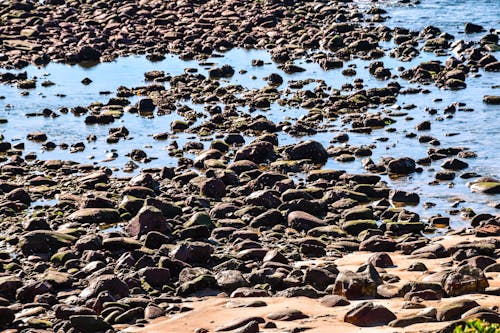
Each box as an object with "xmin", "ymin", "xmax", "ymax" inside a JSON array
[{"xmin": 0, "ymin": 0, "xmax": 498, "ymax": 234}]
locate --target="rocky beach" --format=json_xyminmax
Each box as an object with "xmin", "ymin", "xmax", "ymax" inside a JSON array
[{"xmin": 0, "ymin": 0, "xmax": 499, "ymax": 332}]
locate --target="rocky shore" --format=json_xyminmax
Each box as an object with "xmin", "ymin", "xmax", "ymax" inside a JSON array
[{"xmin": 0, "ymin": 0, "xmax": 499, "ymax": 332}]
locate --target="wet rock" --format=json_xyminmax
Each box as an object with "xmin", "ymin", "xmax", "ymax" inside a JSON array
[
  {"xmin": 483, "ymin": 95, "xmax": 500, "ymax": 104},
  {"xmin": 387, "ymin": 157, "xmax": 416, "ymax": 174},
  {"xmin": 389, "ymin": 190, "xmax": 420, "ymax": 204},
  {"xmin": 235, "ymin": 141, "xmax": 276, "ymax": 164},
  {"xmin": 344, "ymin": 301, "xmax": 396, "ymax": 327},
  {"xmin": 441, "ymin": 158, "xmax": 468, "ymax": 170},
  {"xmin": 285, "ymin": 140, "xmax": 328, "ymax": 164},
  {"xmin": 464, "ymin": 22, "xmax": 484, "ymax": 33}
]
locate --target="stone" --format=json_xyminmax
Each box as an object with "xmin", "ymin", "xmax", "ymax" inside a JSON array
[
  {"xmin": 172, "ymin": 242, "xmax": 214, "ymax": 264},
  {"xmin": 216, "ymin": 270, "xmax": 249, "ymax": 292},
  {"xmin": 20, "ymin": 230, "xmax": 76, "ymax": 255},
  {"xmin": 285, "ymin": 140, "xmax": 328, "ymax": 164},
  {"xmin": 69, "ymin": 315, "xmax": 112, "ymax": 333},
  {"xmin": 126, "ymin": 205, "xmax": 170, "ymax": 237},
  {"xmin": 215, "ymin": 317, "xmax": 265, "ymax": 331},
  {"xmin": 333, "ymin": 265, "xmax": 381, "ymax": 299},
  {"xmin": 267, "ymin": 309, "xmax": 308, "ymax": 321},
  {"xmin": 367, "ymin": 253, "xmax": 393, "ymax": 268},
  {"xmin": 287, "ymin": 211, "xmax": 326, "ymax": 232},
  {"xmin": 0, "ymin": 307, "xmax": 15, "ymax": 326},
  {"xmin": 442, "ymin": 265, "xmax": 488, "ymax": 296},
  {"xmin": 387, "ymin": 157, "xmax": 416, "ymax": 174},
  {"xmin": 68, "ymin": 208, "xmax": 121, "ymax": 224},
  {"xmin": 436, "ymin": 300, "xmax": 479, "ymax": 321},
  {"xmin": 320, "ymin": 295, "xmax": 350, "ymax": 307},
  {"xmin": 344, "ymin": 302, "xmax": 396, "ymax": 327},
  {"xmin": 79, "ymin": 275, "xmax": 129, "ymax": 301}
]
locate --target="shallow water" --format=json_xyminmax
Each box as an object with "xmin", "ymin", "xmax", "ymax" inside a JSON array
[{"xmin": 0, "ymin": 0, "xmax": 498, "ymax": 234}]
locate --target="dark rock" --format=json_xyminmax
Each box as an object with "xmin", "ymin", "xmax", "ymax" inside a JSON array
[{"xmin": 344, "ymin": 301, "xmax": 396, "ymax": 327}]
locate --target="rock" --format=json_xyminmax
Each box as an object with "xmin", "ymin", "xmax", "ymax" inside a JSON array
[
  {"xmin": 320, "ymin": 295, "xmax": 350, "ymax": 307},
  {"xmin": 172, "ymin": 242, "xmax": 214, "ymax": 264},
  {"xmin": 245, "ymin": 190, "xmax": 282, "ymax": 209},
  {"xmin": 215, "ymin": 317, "xmax": 265, "ymax": 331},
  {"xmin": 387, "ymin": 157, "xmax": 416, "ymax": 174},
  {"xmin": 342, "ymin": 220, "xmax": 378, "ymax": 236},
  {"xmin": 483, "ymin": 95, "xmax": 500, "ymax": 105},
  {"xmin": 411, "ymin": 243, "xmax": 448, "ymax": 258},
  {"xmin": 230, "ymin": 288, "xmax": 270, "ymax": 298},
  {"xmin": 441, "ymin": 158, "xmax": 468, "ymax": 170},
  {"xmin": 177, "ymin": 274, "xmax": 218, "ymax": 296},
  {"xmin": 69, "ymin": 315, "xmax": 112, "ymax": 333},
  {"xmin": 68, "ymin": 208, "xmax": 121, "ymax": 224},
  {"xmin": 20, "ymin": 230, "xmax": 76, "ymax": 255},
  {"xmin": 137, "ymin": 267, "xmax": 171, "ymax": 287},
  {"xmin": 144, "ymin": 305, "xmax": 164, "ymax": 320},
  {"xmin": 216, "ymin": 270, "xmax": 249, "ymax": 292},
  {"xmin": 126, "ymin": 206, "xmax": 170, "ymax": 237},
  {"xmin": 389, "ymin": 315, "xmax": 436, "ymax": 327},
  {"xmin": 389, "ymin": 190, "xmax": 420, "ymax": 204},
  {"xmin": 359, "ymin": 236, "xmax": 396, "ymax": 252},
  {"xmin": 79, "ymin": 275, "xmax": 129, "ymax": 301},
  {"xmin": 464, "ymin": 22, "xmax": 484, "ymax": 33},
  {"xmin": 442, "ymin": 265, "xmax": 488, "ymax": 296},
  {"xmin": 367, "ymin": 253, "xmax": 393, "ymax": 268},
  {"xmin": 234, "ymin": 141, "xmax": 276, "ymax": 164},
  {"xmin": 6, "ymin": 188, "xmax": 31, "ymax": 205},
  {"xmin": 344, "ymin": 301, "xmax": 397, "ymax": 327},
  {"xmin": 287, "ymin": 211, "xmax": 326, "ymax": 231},
  {"xmin": 285, "ymin": 140, "xmax": 328, "ymax": 164},
  {"xmin": 138, "ymin": 98, "xmax": 155, "ymax": 112},
  {"xmin": 0, "ymin": 275, "xmax": 23, "ymax": 298},
  {"xmin": 469, "ymin": 180, "xmax": 500, "ymax": 194},
  {"xmin": 267, "ymin": 309, "xmax": 308, "ymax": 321},
  {"xmin": 333, "ymin": 265, "xmax": 381, "ymax": 299},
  {"xmin": 54, "ymin": 305, "xmax": 95, "ymax": 320},
  {"xmin": 436, "ymin": 300, "xmax": 479, "ymax": 321},
  {"xmin": 200, "ymin": 178, "xmax": 226, "ymax": 198},
  {"xmin": 303, "ymin": 267, "xmax": 337, "ymax": 291},
  {"xmin": 0, "ymin": 307, "xmax": 15, "ymax": 326}
]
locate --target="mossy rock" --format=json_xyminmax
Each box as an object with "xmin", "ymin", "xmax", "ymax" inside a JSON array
[
  {"xmin": 342, "ymin": 220, "xmax": 378, "ymax": 236},
  {"xmin": 185, "ymin": 212, "xmax": 216, "ymax": 230},
  {"xmin": 50, "ymin": 250, "xmax": 77, "ymax": 265},
  {"xmin": 385, "ymin": 222, "xmax": 425, "ymax": 235},
  {"xmin": 20, "ymin": 230, "xmax": 77, "ymax": 255},
  {"xmin": 469, "ymin": 182, "xmax": 500, "ymax": 194},
  {"xmin": 176, "ymin": 274, "xmax": 218, "ymax": 297}
]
